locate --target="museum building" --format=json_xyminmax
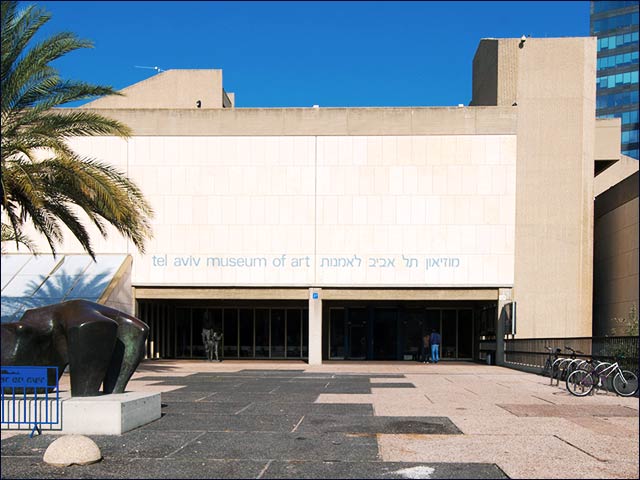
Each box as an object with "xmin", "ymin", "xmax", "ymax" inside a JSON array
[{"xmin": 1, "ymin": 37, "xmax": 634, "ymax": 365}]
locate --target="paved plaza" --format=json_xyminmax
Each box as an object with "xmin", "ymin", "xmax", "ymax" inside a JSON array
[{"xmin": 1, "ymin": 361, "xmax": 638, "ymax": 479}]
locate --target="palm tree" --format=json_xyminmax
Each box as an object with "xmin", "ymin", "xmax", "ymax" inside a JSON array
[{"xmin": 1, "ymin": 1, "xmax": 153, "ymax": 260}]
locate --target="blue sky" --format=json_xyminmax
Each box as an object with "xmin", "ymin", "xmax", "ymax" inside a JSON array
[{"xmin": 31, "ymin": 1, "xmax": 591, "ymax": 107}]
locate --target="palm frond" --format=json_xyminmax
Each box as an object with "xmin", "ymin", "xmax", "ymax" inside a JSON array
[
  {"xmin": 1, "ymin": 2, "xmax": 51, "ymax": 82},
  {"xmin": 1, "ymin": 1, "xmax": 154, "ymax": 259},
  {"xmin": 1, "ymin": 222, "xmax": 38, "ymax": 254}
]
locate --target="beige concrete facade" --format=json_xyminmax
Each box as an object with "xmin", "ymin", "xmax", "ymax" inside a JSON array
[
  {"xmin": 3, "ymin": 36, "xmax": 621, "ymax": 362},
  {"xmin": 82, "ymin": 69, "xmax": 234, "ymax": 109},
  {"xmin": 593, "ymin": 167, "xmax": 639, "ymax": 336},
  {"xmin": 308, "ymin": 288, "xmax": 322, "ymax": 365},
  {"xmin": 470, "ymin": 38, "xmax": 518, "ymax": 107},
  {"xmin": 133, "ymin": 287, "xmax": 499, "ymax": 301},
  {"xmin": 595, "ymin": 118, "xmax": 623, "ymax": 163},
  {"xmin": 471, "ymin": 38, "xmax": 598, "ymax": 338},
  {"xmin": 595, "ymin": 153, "xmax": 639, "ymax": 196},
  {"xmin": 54, "ymin": 133, "xmax": 517, "ymax": 289},
  {"xmin": 514, "ymin": 38, "xmax": 596, "ymax": 339},
  {"xmin": 75, "ymin": 106, "xmax": 517, "ymax": 137}
]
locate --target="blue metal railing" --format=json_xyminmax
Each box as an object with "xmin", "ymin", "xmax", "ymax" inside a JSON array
[{"xmin": 1, "ymin": 366, "xmax": 60, "ymax": 437}]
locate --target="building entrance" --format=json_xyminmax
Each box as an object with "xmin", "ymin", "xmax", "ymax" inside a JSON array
[
  {"xmin": 138, "ymin": 298, "xmax": 494, "ymax": 362},
  {"xmin": 138, "ymin": 301, "xmax": 309, "ymax": 360},
  {"xmin": 325, "ymin": 303, "xmax": 478, "ymax": 361}
]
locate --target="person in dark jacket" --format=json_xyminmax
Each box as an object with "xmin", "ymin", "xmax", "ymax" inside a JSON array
[
  {"xmin": 430, "ymin": 330, "xmax": 441, "ymax": 363},
  {"xmin": 420, "ymin": 334, "xmax": 431, "ymax": 363}
]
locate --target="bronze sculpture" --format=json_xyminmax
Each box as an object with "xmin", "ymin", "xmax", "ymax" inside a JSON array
[
  {"xmin": 1, "ymin": 299, "xmax": 148, "ymax": 397},
  {"xmin": 202, "ymin": 328, "xmax": 222, "ymax": 362}
]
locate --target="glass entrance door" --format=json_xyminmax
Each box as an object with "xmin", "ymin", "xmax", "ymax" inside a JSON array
[
  {"xmin": 458, "ymin": 309, "xmax": 473, "ymax": 359},
  {"xmin": 270, "ymin": 309, "xmax": 285, "ymax": 358},
  {"xmin": 349, "ymin": 324, "xmax": 367, "ymax": 359},
  {"xmin": 373, "ymin": 308, "xmax": 397, "ymax": 360},
  {"xmin": 223, "ymin": 309, "xmax": 238, "ymax": 358},
  {"xmin": 330, "ymin": 309, "xmax": 346, "ymax": 359},
  {"xmin": 346, "ymin": 308, "xmax": 368, "ymax": 359},
  {"xmin": 442, "ymin": 310, "xmax": 457, "ymax": 359}
]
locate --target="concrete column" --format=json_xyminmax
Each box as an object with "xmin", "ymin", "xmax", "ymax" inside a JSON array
[
  {"xmin": 512, "ymin": 38, "xmax": 595, "ymax": 338},
  {"xmin": 496, "ymin": 288, "xmax": 513, "ymax": 366},
  {"xmin": 471, "ymin": 37, "xmax": 596, "ymax": 339},
  {"xmin": 308, "ymin": 288, "xmax": 322, "ymax": 365}
]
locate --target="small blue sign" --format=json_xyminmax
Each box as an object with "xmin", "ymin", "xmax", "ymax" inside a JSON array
[
  {"xmin": 0, "ymin": 367, "xmax": 50, "ymax": 388},
  {"xmin": 312, "ymin": 292, "xmax": 319, "ymax": 299}
]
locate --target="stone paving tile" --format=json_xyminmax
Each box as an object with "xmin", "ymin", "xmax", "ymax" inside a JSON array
[
  {"xmin": 126, "ymin": 380, "xmax": 184, "ymax": 390},
  {"xmin": 322, "ymin": 384, "xmax": 373, "ymax": 394},
  {"xmin": 138, "ymin": 412, "xmax": 302, "ymax": 432},
  {"xmin": 370, "ymin": 399, "xmax": 510, "ymax": 418},
  {"xmin": 1, "ymin": 433, "xmax": 55, "ymax": 456},
  {"xmin": 542, "ymin": 388, "xmax": 640, "ymax": 406},
  {"xmin": 448, "ymin": 415, "xmax": 580, "ymax": 436},
  {"xmin": 134, "ymin": 375, "xmax": 238, "ymax": 384},
  {"xmin": 0, "ymin": 457, "xmax": 268, "ymax": 479},
  {"xmin": 154, "ymin": 383, "xmax": 241, "ymax": 392},
  {"xmin": 274, "ymin": 384, "xmax": 333, "ymax": 393},
  {"xmin": 161, "ymin": 401, "xmax": 252, "ymax": 415},
  {"xmin": 227, "ymin": 383, "xmax": 290, "ymax": 393},
  {"xmin": 333, "ymin": 380, "xmax": 376, "ymax": 385},
  {"xmin": 565, "ymin": 416, "xmax": 638, "ymax": 437},
  {"xmin": 555, "ymin": 423, "xmax": 640, "ymax": 464},
  {"xmin": 297, "ymin": 415, "xmax": 461, "ymax": 435},
  {"xmin": 159, "ymin": 390, "xmax": 221, "ymax": 402},
  {"xmin": 315, "ymin": 393, "xmax": 374, "ymax": 404},
  {"xmin": 0, "ymin": 430, "xmax": 201, "ymax": 459},
  {"xmin": 183, "ymin": 384, "xmax": 250, "ymax": 392},
  {"xmin": 198, "ymin": 392, "xmax": 322, "ymax": 404},
  {"xmin": 284, "ymin": 377, "xmax": 335, "ymax": 382},
  {"xmin": 371, "ymin": 377, "xmax": 418, "ymax": 383},
  {"xmin": 100, "ymin": 431, "xmax": 205, "ymax": 458},
  {"xmin": 498, "ymin": 404, "xmax": 639, "ymax": 417},
  {"xmin": 601, "ymin": 416, "xmax": 640, "ymax": 433},
  {"xmin": 263, "ymin": 461, "xmax": 509, "ymax": 479},
  {"xmin": 368, "ymin": 383, "xmax": 415, "ymax": 389},
  {"xmin": 171, "ymin": 431, "xmax": 380, "ymax": 462},
  {"xmin": 4, "ymin": 365, "xmax": 637, "ymax": 479},
  {"xmin": 377, "ymin": 433, "xmax": 637, "ymax": 479},
  {"xmin": 221, "ymin": 370, "xmax": 305, "ymax": 376},
  {"xmin": 238, "ymin": 402, "xmax": 374, "ymax": 417}
]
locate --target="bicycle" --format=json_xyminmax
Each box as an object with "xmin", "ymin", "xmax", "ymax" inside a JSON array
[
  {"xmin": 550, "ymin": 346, "xmax": 581, "ymax": 385},
  {"xmin": 566, "ymin": 360, "xmax": 639, "ymax": 397},
  {"xmin": 550, "ymin": 354, "xmax": 569, "ymax": 385},
  {"xmin": 563, "ymin": 346, "xmax": 586, "ymax": 379},
  {"xmin": 563, "ymin": 358, "xmax": 610, "ymax": 391},
  {"xmin": 542, "ymin": 346, "xmax": 561, "ymax": 380}
]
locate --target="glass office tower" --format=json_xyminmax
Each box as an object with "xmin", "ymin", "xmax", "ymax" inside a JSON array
[{"xmin": 591, "ymin": 1, "xmax": 639, "ymax": 159}]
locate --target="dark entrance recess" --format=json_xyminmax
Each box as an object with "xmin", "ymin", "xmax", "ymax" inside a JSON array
[
  {"xmin": 373, "ymin": 309, "xmax": 398, "ymax": 360},
  {"xmin": 138, "ymin": 299, "xmax": 495, "ymax": 362},
  {"xmin": 324, "ymin": 302, "xmax": 487, "ymax": 361},
  {"xmin": 138, "ymin": 300, "xmax": 309, "ymax": 360}
]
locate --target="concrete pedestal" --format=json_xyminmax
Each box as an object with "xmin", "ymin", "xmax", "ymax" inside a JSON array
[
  {"xmin": 1, "ymin": 391, "xmax": 161, "ymax": 435},
  {"xmin": 62, "ymin": 392, "xmax": 161, "ymax": 435}
]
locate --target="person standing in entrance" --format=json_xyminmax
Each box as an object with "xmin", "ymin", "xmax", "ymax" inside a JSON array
[
  {"xmin": 420, "ymin": 334, "xmax": 431, "ymax": 363},
  {"xmin": 430, "ymin": 329, "xmax": 441, "ymax": 363}
]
